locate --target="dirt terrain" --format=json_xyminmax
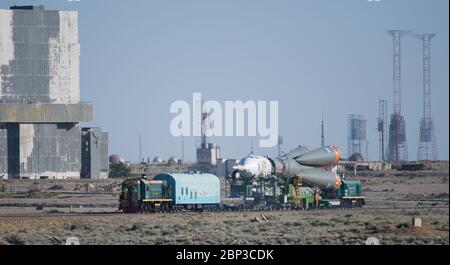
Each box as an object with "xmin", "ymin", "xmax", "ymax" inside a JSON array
[{"xmin": 0, "ymin": 170, "xmax": 448, "ymax": 245}]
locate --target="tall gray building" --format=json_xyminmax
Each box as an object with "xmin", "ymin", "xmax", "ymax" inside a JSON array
[
  {"xmin": 0, "ymin": 5, "xmax": 93, "ymax": 179},
  {"xmin": 81, "ymin": 127, "xmax": 109, "ymax": 179}
]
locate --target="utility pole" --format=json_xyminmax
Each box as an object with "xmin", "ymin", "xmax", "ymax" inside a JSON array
[
  {"xmin": 321, "ymin": 114, "xmax": 325, "ymax": 147},
  {"xmin": 181, "ymin": 135, "xmax": 185, "ymax": 162},
  {"xmin": 138, "ymin": 134, "xmax": 142, "ymax": 163}
]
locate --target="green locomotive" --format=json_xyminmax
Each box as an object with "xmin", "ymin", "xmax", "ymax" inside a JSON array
[{"xmin": 119, "ymin": 178, "xmax": 172, "ymax": 213}]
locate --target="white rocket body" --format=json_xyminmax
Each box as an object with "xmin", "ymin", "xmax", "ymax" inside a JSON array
[{"xmin": 232, "ymin": 145, "xmax": 342, "ymax": 190}]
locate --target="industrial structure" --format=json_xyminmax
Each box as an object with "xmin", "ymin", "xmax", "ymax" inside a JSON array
[
  {"xmin": 0, "ymin": 5, "xmax": 107, "ymax": 179},
  {"xmin": 321, "ymin": 117, "xmax": 325, "ymax": 147},
  {"xmin": 181, "ymin": 135, "xmax": 185, "ymax": 162},
  {"xmin": 195, "ymin": 104, "xmax": 221, "ymax": 169},
  {"xmin": 185, "ymin": 98, "xmax": 239, "ymax": 178},
  {"xmin": 386, "ymin": 30, "xmax": 411, "ymax": 164},
  {"xmin": 347, "ymin": 114, "xmax": 368, "ymax": 160},
  {"xmin": 377, "ymin": 99, "xmax": 388, "ymax": 161},
  {"xmin": 81, "ymin": 128, "xmax": 109, "ymax": 179},
  {"xmin": 138, "ymin": 134, "xmax": 142, "ymax": 163},
  {"xmin": 414, "ymin": 33, "xmax": 438, "ymax": 161},
  {"xmin": 278, "ymin": 136, "xmax": 283, "ymax": 156}
]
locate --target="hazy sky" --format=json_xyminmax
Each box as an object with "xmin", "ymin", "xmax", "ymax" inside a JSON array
[{"xmin": 5, "ymin": 0, "xmax": 449, "ymax": 161}]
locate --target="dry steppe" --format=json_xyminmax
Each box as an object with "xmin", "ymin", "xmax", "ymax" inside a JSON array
[{"xmin": 0, "ymin": 169, "xmax": 448, "ymax": 245}]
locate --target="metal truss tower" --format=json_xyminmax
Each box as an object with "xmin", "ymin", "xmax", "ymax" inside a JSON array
[
  {"xmin": 377, "ymin": 99, "xmax": 388, "ymax": 161},
  {"xmin": 348, "ymin": 114, "xmax": 368, "ymax": 160},
  {"xmin": 414, "ymin": 33, "xmax": 438, "ymax": 161},
  {"xmin": 387, "ymin": 30, "xmax": 411, "ymax": 164}
]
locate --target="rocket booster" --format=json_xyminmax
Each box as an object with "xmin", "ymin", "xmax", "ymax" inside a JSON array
[
  {"xmin": 232, "ymin": 145, "xmax": 342, "ymax": 190},
  {"xmin": 294, "ymin": 145, "xmax": 341, "ymax": 167}
]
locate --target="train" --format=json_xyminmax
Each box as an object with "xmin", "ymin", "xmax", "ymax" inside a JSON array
[
  {"xmin": 119, "ymin": 172, "xmax": 365, "ymax": 213},
  {"xmin": 119, "ymin": 145, "xmax": 365, "ymax": 213}
]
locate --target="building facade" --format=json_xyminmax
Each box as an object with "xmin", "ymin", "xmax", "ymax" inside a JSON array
[
  {"xmin": 81, "ymin": 127, "xmax": 109, "ymax": 179},
  {"xmin": 0, "ymin": 6, "xmax": 94, "ymax": 179},
  {"xmin": 196, "ymin": 143, "xmax": 221, "ymax": 166}
]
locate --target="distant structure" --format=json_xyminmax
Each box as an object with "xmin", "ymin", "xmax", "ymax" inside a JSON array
[
  {"xmin": 377, "ymin": 99, "xmax": 388, "ymax": 161},
  {"xmin": 278, "ymin": 136, "xmax": 283, "ymax": 156},
  {"xmin": 321, "ymin": 116, "xmax": 325, "ymax": 147},
  {"xmin": 109, "ymin": 154, "xmax": 125, "ymax": 165},
  {"xmin": 152, "ymin": 156, "xmax": 163, "ymax": 164},
  {"xmin": 196, "ymin": 103, "xmax": 220, "ymax": 168},
  {"xmin": 181, "ymin": 135, "xmax": 184, "ymax": 162},
  {"xmin": 167, "ymin": 156, "xmax": 178, "ymax": 166},
  {"xmin": 348, "ymin": 153, "xmax": 364, "ymax": 162},
  {"xmin": 387, "ymin": 30, "xmax": 411, "ymax": 164},
  {"xmin": 414, "ymin": 33, "xmax": 438, "ymax": 161},
  {"xmin": 189, "ymin": 100, "xmax": 238, "ymax": 177},
  {"xmin": 0, "ymin": 6, "xmax": 95, "ymax": 179},
  {"xmin": 197, "ymin": 143, "xmax": 221, "ymax": 167},
  {"xmin": 347, "ymin": 114, "xmax": 368, "ymax": 160},
  {"xmin": 138, "ymin": 134, "xmax": 142, "ymax": 163},
  {"xmin": 81, "ymin": 128, "xmax": 109, "ymax": 179}
]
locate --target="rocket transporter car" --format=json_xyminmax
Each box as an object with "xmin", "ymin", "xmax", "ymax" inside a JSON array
[
  {"xmin": 230, "ymin": 145, "xmax": 365, "ymax": 209},
  {"xmin": 119, "ymin": 145, "xmax": 365, "ymax": 213}
]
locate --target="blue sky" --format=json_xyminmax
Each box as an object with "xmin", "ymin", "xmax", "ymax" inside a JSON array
[{"xmin": 4, "ymin": 0, "xmax": 449, "ymax": 161}]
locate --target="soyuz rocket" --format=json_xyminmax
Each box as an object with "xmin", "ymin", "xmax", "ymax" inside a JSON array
[{"xmin": 232, "ymin": 145, "xmax": 342, "ymax": 191}]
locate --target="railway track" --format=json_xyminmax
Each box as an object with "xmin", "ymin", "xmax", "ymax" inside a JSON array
[
  {"xmin": 0, "ymin": 204, "xmax": 447, "ymax": 219},
  {"xmin": 0, "ymin": 211, "xmax": 122, "ymax": 219}
]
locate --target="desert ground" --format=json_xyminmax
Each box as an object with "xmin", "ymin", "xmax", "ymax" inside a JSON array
[{"xmin": 0, "ymin": 169, "xmax": 448, "ymax": 245}]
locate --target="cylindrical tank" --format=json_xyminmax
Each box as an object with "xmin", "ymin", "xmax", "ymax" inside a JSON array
[
  {"xmin": 152, "ymin": 156, "xmax": 163, "ymax": 164},
  {"xmin": 167, "ymin": 157, "xmax": 178, "ymax": 166},
  {"xmin": 109, "ymin": 154, "xmax": 125, "ymax": 165}
]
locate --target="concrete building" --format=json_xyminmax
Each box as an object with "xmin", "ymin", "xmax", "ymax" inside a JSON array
[
  {"xmin": 0, "ymin": 5, "xmax": 97, "ymax": 179},
  {"xmin": 196, "ymin": 143, "xmax": 221, "ymax": 166},
  {"xmin": 210, "ymin": 158, "xmax": 239, "ymax": 178},
  {"xmin": 81, "ymin": 127, "xmax": 109, "ymax": 179}
]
